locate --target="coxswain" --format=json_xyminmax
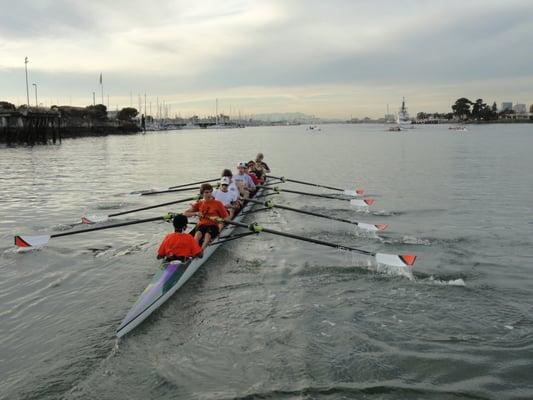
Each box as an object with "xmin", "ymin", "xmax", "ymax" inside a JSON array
[
  {"xmin": 157, "ymin": 214, "xmax": 202, "ymax": 261},
  {"xmin": 213, "ymin": 176, "xmax": 240, "ymax": 218},
  {"xmin": 184, "ymin": 183, "xmax": 229, "ymax": 251},
  {"xmin": 233, "ymin": 161, "xmax": 256, "ymax": 198}
]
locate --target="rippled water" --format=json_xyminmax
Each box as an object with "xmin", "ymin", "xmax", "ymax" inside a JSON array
[{"xmin": 1, "ymin": 124, "xmax": 532, "ymax": 399}]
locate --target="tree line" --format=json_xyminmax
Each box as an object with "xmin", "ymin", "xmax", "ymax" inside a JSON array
[
  {"xmin": 0, "ymin": 101, "xmax": 139, "ymax": 122},
  {"xmin": 451, "ymin": 98, "xmax": 502, "ymax": 121}
]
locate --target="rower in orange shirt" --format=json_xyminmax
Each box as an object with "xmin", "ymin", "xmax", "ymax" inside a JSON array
[
  {"xmin": 184, "ymin": 183, "xmax": 230, "ymax": 251},
  {"xmin": 157, "ymin": 214, "xmax": 202, "ymax": 261}
]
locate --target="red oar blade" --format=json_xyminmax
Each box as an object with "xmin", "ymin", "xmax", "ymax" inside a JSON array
[
  {"xmin": 14, "ymin": 235, "xmax": 51, "ymax": 248},
  {"xmin": 375, "ymin": 253, "xmax": 416, "ymax": 267},
  {"xmin": 350, "ymin": 198, "xmax": 374, "ymax": 207},
  {"xmin": 81, "ymin": 215, "xmax": 109, "ymax": 224},
  {"xmin": 357, "ymin": 222, "xmax": 388, "ymax": 232},
  {"xmin": 343, "ymin": 188, "xmax": 364, "ymax": 197}
]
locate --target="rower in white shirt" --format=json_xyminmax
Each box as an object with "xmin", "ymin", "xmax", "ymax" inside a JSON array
[
  {"xmin": 221, "ymin": 169, "xmax": 240, "ymax": 199},
  {"xmin": 213, "ymin": 176, "xmax": 240, "ymax": 218}
]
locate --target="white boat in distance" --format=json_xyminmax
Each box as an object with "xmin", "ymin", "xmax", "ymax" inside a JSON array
[
  {"xmin": 396, "ymin": 97, "xmax": 414, "ymax": 130},
  {"xmin": 449, "ymin": 125, "xmax": 467, "ymax": 131}
]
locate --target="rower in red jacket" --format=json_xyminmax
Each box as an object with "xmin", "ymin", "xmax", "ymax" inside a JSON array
[{"xmin": 157, "ymin": 214, "xmax": 202, "ymax": 261}]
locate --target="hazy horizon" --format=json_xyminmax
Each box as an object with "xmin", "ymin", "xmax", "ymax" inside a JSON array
[{"xmin": 1, "ymin": 0, "xmax": 532, "ymax": 118}]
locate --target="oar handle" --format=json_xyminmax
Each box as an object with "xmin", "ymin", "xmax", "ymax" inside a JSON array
[
  {"xmin": 266, "ymin": 201, "xmax": 359, "ymax": 226},
  {"xmin": 168, "ymin": 177, "xmax": 219, "ymax": 190},
  {"xmin": 267, "ymin": 175, "xmax": 343, "ymax": 192},
  {"xmin": 225, "ymin": 220, "xmax": 374, "ymax": 256},
  {"xmin": 141, "ymin": 187, "xmax": 199, "ymax": 196},
  {"xmin": 51, "ymin": 215, "xmax": 169, "ymax": 238},
  {"xmin": 278, "ymin": 187, "xmax": 343, "ymax": 200},
  {"xmin": 108, "ymin": 197, "xmax": 198, "ymax": 217}
]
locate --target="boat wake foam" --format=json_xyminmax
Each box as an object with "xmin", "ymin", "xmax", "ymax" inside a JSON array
[{"xmin": 379, "ymin": 236, "xmax": 431, "ymax": 246}]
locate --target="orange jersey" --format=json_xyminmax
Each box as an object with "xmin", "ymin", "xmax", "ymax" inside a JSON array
[
  {"xmin": 157, "ymin": 232, "xmax": 202, "ymax": 258},
  {"xmin": 191, "ymin": 198, "xmax": 229, "ymax": 226}
]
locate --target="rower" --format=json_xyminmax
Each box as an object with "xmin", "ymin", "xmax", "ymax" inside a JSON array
[
  {"xmin": 255, "ymin": 152, "xmax": 271, "ymax": 178},
  {"xmin": 233, "ymin": 161, "xmax": 256, "ymax": 198},
  {"xmin": 246, "ymin": 161, "xmax": 261, "ymax": 185},
  {"xmin": 213, "ymin": 176, "xmax": 240, "ymax": 218},
  {"xmin": 184, "ymin": 183, "xmax": 229, "ymax": 251},
  {"xmin": 221, "ymin": 169, "xmax": 240, "ymax": 199},
  {"xmin": 157, "ymin": 214, "xmax": 202, "ymax": 261}
]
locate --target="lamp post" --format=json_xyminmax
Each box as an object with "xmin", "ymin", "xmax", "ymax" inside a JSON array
[
  {"xmin": 24, "ymin": 57, "xmax": 30, "ymax": 107},
  {"xmin": 32, "ymin": 83, "xmax": 38, "ymax": 107}
]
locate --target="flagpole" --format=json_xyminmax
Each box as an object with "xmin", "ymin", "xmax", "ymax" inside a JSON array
[{"xmin": 100, "ymin": 73, "xmax": 104, "ymax": 105}]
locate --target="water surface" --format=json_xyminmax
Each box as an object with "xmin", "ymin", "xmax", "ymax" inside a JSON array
[{"xmin": 1, "ymin": 124, "xmax": 532, "ymax": 399}]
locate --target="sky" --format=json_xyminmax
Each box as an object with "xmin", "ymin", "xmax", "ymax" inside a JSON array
[{"xmin": 1, "ymin": 0, "xmax": 532, "ymax": 118}]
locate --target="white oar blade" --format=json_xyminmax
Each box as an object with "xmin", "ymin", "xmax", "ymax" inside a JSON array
[
  {"xmin": 357, "ymin": 222, "xmax": 388, "ymax": 232},
  {"xmin": 130, "ymin": 187, "xmax": 167, "ymax": 195},
  {"xmin": 343, "ymin": 188, "xmax": 364, "ymax": 196},
  {"xmin": 14, "ymin": 235, "xmax": 51, "ymax": 248},
  {"xmin": 375, "ymin": 253, "xmax": 416, "ymax": 268},
  {"xmin": 81, "ymin": 215, "xmax": 109, "ymax": 224},
  {"xmin": 350, "ymin": 198, "xmax": 374, "ymax": 207}
]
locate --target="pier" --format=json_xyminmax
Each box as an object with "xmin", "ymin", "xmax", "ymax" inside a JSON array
[
  {"xmin": 0, "ymin": 108, "xmax": 61, "ymax": 145},
  {"xmin": 0, "ymin": 104, "xmax": 141, "ymax": 145}
]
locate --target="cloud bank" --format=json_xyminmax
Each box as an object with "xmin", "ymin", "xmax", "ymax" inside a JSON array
[{"xmin": 1, "ymin": 0, "xmax": 532, "ymax": 117}]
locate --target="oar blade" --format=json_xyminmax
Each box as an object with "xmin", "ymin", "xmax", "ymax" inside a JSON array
[
  {"xmin": 343, "ymin": 188, "xmax": 365, "ymax": 196},
  {"xmin": 81, "ymin": 215, "xmax": 109, "ymax": 224},
  {"xmin": 357, "ymin": 222, "xmax": 388, "ymax": 232},
  {"xmin": 375, "ymin": 253, "xmax": 416, "ymax": 267},
  {"xmin": 130, "ymin": 187, "xmax": 167, "ymax": 195},
  {"xmin": 14, "ymin": 235, "xmax": 51, "ymax": 248},
  {"xmin": 350, "ymin": 198, "xmax": 374, "ymax": 207}
]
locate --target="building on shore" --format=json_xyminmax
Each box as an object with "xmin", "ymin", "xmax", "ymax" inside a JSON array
[
  {"xmin": 501, "ymin": 102, "xmax": 513, "ymax": 111},
  {"xmin": 513, "ymin": 103, "xmax": 527, "ymax": 115}
]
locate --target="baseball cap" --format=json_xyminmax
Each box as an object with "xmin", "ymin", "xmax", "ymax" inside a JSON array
[
  {"xmin": 237, "ymin": 161, "xmax": 247, "ymax": 168},
  {"xmin": 220, "ymin": 177, "xmax": 230, "ymax": 185}
]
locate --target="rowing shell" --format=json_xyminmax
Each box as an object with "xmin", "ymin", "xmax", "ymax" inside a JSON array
[{"xmin": 115, "ymin": 182, "xmax": 265, "ymax": 338}]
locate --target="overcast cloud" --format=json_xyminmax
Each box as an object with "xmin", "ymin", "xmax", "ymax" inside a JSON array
[{"xmin": 1, "ymin": 0, "xmax": 532, "ymax": 117}]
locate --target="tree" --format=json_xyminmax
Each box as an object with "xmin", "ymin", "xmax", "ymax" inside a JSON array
[
  {"xmin": 471, "ymin": 99, "xmax": 487, "ymax": 121},
  {"xmin": 481, "ymin": 104, "xmax": 497, "ymax": 121},
  {"xmin": 492, "ymin": 102, "xmax": 498, "ymax": 113},
  {"xmin": 452, "ymin": 98, "xmax": 473, "ymax": 120},
  {"xmin": 117, "ymin": 107, "xmax": 138, "ymax": 121},
  {"xmin": 0, "ymin": 101, "xmax": 16, "ymax": 111},
  {"xmin": 85, "ymin": 104, "xmax": 107, "ymax": 120},
  {"xmin": 530, "ymin": 104, "xmax": 533, "ymax": 114}
]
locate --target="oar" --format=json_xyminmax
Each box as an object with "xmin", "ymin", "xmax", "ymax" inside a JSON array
[
  {"xmin": 81, "ymin": 196, "xmax": 198, "ymax": 224},
  {"xmin": 259, "ymin": 186, "xmax": 374, "ymax": 207},
  {"xmin": 15, "ymin": 213, "xmax": 176, "ymax": 248},
  {"xmin": 140, "ymin": 187, "xmax": 199, "ymax": 197},
  {"xmin": 224, "ymin": 220, "xmax": 416, "ymax": 268},
  {"xmin": 131, "ymin": 177, "xmax": 219, "ymax": 195},
  {"xmin": 268, "ymin": 175, "xmax": 364, "ymax": 197},
  {"xmin": 246, "ymin": 199, "xmax": 387, "ymax": 232}
]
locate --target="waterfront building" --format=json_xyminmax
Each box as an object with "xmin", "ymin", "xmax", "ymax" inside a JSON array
[
  {"xmin": 501, "ymin": 102, "xmax": 513, "ymax": 111},
  {"xmin": 513, "ymin": 103, "xmax": 527, "ymax": 114}
]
